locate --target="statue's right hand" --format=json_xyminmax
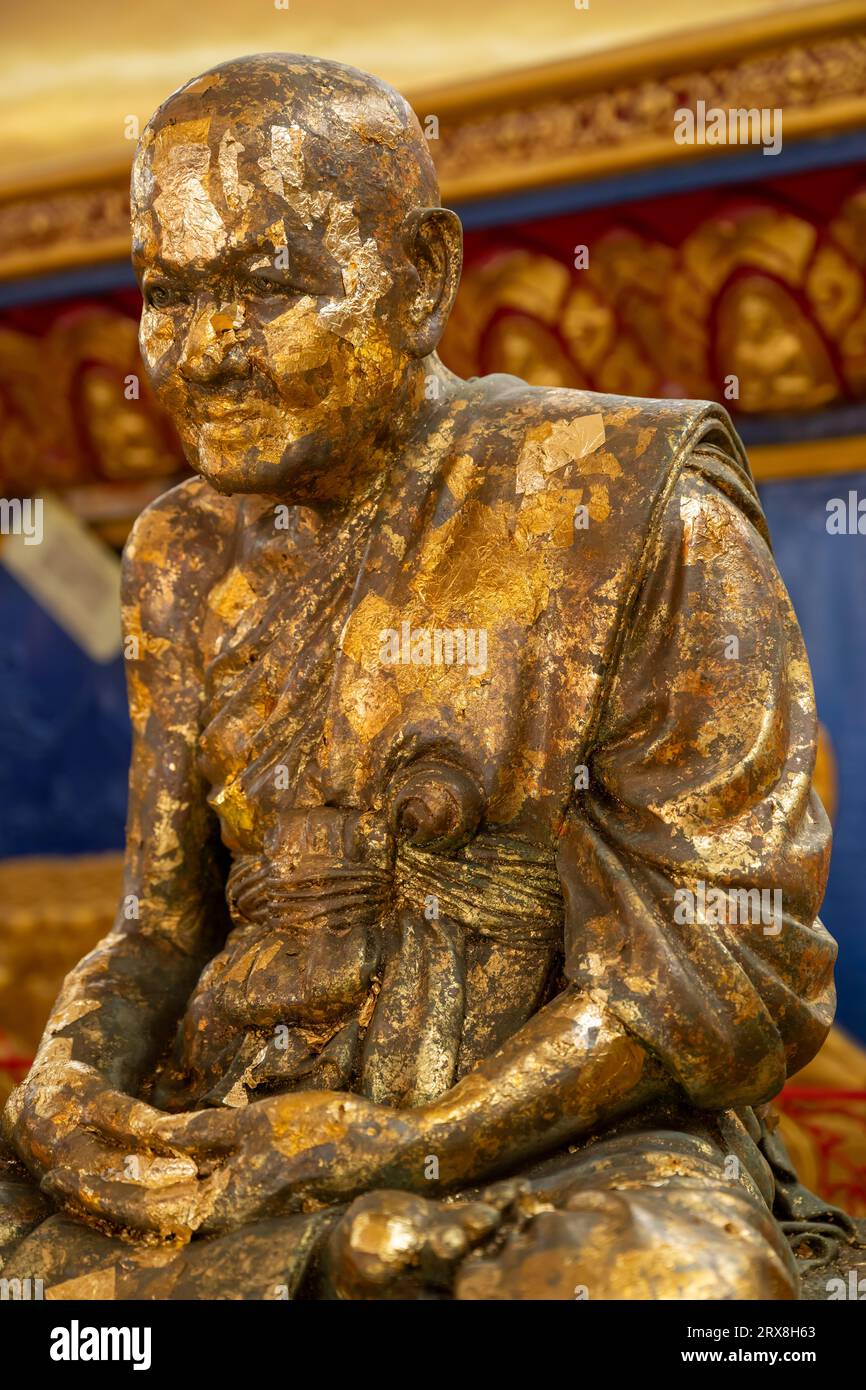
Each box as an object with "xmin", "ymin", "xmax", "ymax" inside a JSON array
[
  {"xmin": 2, "ymin": 1058, "xmax": 237, "ymax": 1243},
  {"xmin": 2, "ymin": 1057, "xmax": 108, "ymax": 1178}
]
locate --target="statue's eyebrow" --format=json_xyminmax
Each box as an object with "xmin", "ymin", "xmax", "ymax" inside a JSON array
[
  {"xmin": 134, "ymin": 256, "xmax": 175, "ymax": 279},
  {"xmin": 236, "ymin": 226, "xmax": 345, "ymax": 291},
  {"xmin": 135, "ymin": 255, "xmax": 208, "ymax": 281},
  {"xmin": 132, "ymin": 237, "xmax": 308, "ymax": 279}
]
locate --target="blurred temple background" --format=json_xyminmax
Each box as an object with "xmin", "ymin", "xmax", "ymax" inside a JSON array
[{"xmin": 1, "ymin": 0, "xmax": 865, "ymax": 1210}]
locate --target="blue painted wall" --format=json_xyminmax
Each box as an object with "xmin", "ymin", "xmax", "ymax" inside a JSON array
[
  {"xmin": 0, "ymin": 566, "xmax": 129, "ymax": 856},
  {"xmin": 759, "ymin": 470, "xmax": 866, "ymax": 1044}
]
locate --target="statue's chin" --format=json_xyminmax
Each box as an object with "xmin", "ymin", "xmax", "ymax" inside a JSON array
[
  {"xmin": 188, "ymin": 429, "xmax": 326, "ymax": 497},
  {"xmin": 192, "ymin": 457, "xmax": 302, "ymax": 497}
]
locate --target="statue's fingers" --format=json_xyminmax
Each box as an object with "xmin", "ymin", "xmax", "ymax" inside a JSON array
[
  {"xmin": 150, "ymin": 1104, "xmax": 242, "ymax": 1154},
  {"xmin": 49, "ymin": 1116, "xmax": 232, "ymax": 1229},
  {"xmin": 82, "ymin": 1088, "xmax": 181, "ymax": 1150},
  {"xmin": 52, "ymin": 1127, "xmax": 198, "ymax": 1186},
  {"xmin": 84, "ymin": 1089, "xmax": 239, "ymax": 1158},
  {"xmin": 40, "ymin": 1152, "xmax": 206, "ymax": 1240},
  {"xmin": 6, "ymin": 1100, "xmax": 85, "ymax": 1176}
]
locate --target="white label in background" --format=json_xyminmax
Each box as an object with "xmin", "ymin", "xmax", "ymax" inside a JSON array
[{"xmin": 0, "ymin": 494, "xmax": 122, "ymax": 663}]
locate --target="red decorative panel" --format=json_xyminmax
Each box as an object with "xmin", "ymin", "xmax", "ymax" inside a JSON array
[
  {"xmin": 0, "ymin": 289, "xmax": 183, "ymax": 497},
  {"xmin": 441, "ymin": 165, "xmax": 866, "ymax": 417}
]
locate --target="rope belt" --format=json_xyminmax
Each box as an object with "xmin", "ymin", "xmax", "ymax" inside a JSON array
[
  {"xmin": 225, "ymin": 810, "xmax": 563, "ymax": 949},
  {"xmin": 395, "ymin": 835, "xmax": 563, "ymax": 946}
]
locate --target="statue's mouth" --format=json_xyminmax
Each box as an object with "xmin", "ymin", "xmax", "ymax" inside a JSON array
[
  {"xmin": 202, "ymin": 402, "xmax": 264, "ymax": 423},
  {"xmin": 194, "ymin": 389, "xmax": 280, "ymax": 430}
]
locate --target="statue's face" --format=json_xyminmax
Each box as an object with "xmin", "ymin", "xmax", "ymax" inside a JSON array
[{"xmin": 132, "ymin": 112, "xmax": 416, "ymax": 497}]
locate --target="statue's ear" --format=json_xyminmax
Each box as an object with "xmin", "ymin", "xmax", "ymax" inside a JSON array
[{"xmin": 400, "ymin": 207, "xmax": 463, "ymax": 357}]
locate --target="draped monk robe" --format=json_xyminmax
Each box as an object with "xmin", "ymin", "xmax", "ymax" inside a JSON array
[
  {"xmin": 138, "ymin": 375, "xmax": 834, "ymax": 1119},
  {"xmin": 0, "ymin": 377, "xmax": 837, "ymax": 1299}
]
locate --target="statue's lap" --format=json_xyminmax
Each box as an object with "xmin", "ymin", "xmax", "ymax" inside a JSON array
[{"xmin": 0, "ymin": 1110, "xmax": 798, "ymax": 1300}]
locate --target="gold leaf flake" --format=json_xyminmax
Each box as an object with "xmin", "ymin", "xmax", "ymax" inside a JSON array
[
  {"xmin": 218, "ymin": 128, "xmax": 251, "ymax": 209},
  {"xmin": 516, "ymin": 413, "xmax": 605, "ymax": 495},
  {"xmin": 153, "ymin": 140, "xmax": 226, "ymax": 264}
]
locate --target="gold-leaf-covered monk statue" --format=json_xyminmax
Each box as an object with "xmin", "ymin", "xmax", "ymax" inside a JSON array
[{"xmin": 0, "ymin": 54, "xmax": 841, "ymax": 1301}]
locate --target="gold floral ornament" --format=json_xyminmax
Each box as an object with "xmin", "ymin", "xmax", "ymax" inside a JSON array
[
  {"xmin": 440, "ymin": 198, "xmax": 866, "ymax": 415},
  {"xmin": 0, "ymin": 309, "xmax": 182, "ymax": 496}
]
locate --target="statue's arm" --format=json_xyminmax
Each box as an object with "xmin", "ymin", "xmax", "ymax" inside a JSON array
[
  {"xmin": 376, "ymin": 986, "xmax": 670, "ymax": 1191},
  {"xmin": 3, "ymin": 485, "xmax": 234, "ymax": 1182}
]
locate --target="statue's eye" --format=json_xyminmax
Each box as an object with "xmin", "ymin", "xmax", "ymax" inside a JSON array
[
  {"xmin": 250, "ymin": 273, "xmax": 294, "ymax": 294},
  {"xmin": 147, "ymin": 284, "xmax": 183, "ymax": 309}
]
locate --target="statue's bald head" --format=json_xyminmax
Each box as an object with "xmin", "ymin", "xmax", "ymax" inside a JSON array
[
  {"xmin": 133, "ymin": 53, "xmax": 441, "ymax": 255},
  {"xmin": 131, "ymin": 54, "xmax": 462, "ymax": 499}
]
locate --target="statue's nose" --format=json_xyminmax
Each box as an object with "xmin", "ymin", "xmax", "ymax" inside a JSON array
[{"xmin": 178, "ymin": 301, "xmax": 246, "ymax": 383}]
